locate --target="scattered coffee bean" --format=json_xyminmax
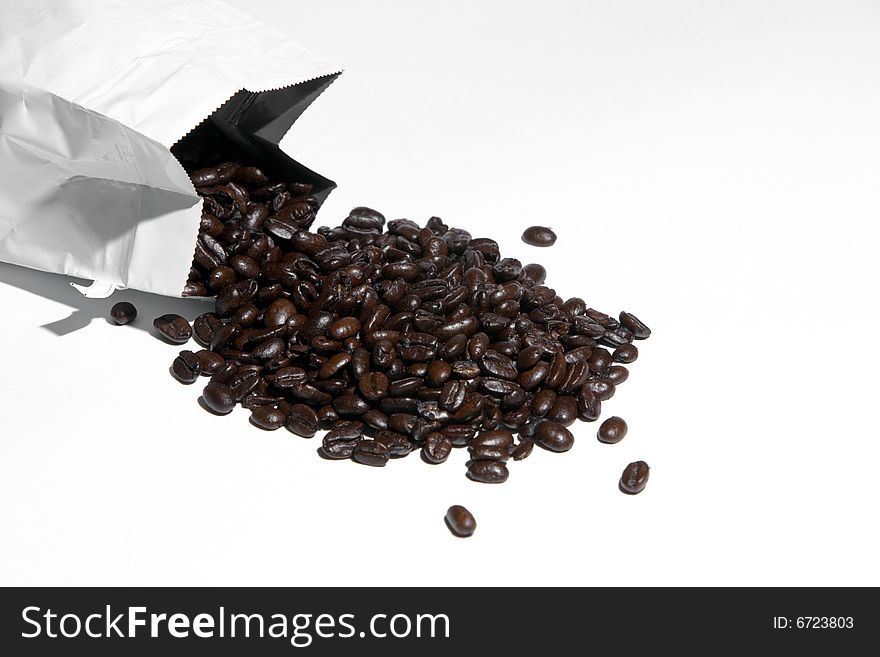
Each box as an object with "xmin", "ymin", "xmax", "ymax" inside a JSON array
[
  {"xmin": 352, "ymin": 439, "xmax": 390, "ymax": 467},
  {"xmin": 467, "ymin": 460, "xmax": 509, "ymax": 484},
  {"xmin": 534, "ymin": 421, "xmax": 574, "ymax": 452},
  {"xmin": 110, "ymin": 302, "xmax": 137, "ymax": 325},
  {"xmin": 202, "ymin": 381, "xmax": 236, "ymax": 414},
  {"xmin": 251, "ymin": 403, "xmax": 288, "ymax": 430},
  {"xmin": 171, "ymin": 350, "xmax": 201, "ymax": 384},
  {"xmin": 157, "ymin": 160, "xmax": 654, "ymax": 522},
  {"xmin": 620, "ymin": 460, "xmax": 650, "ymax": 494},
  {"xmin": 445, "ymin": 505, "xmax": 477, "ymax": 537},
  {"xmin": 597, "ymin": 416, "xmax": 628, "ymax": 444},
  {"xmin": 153, "ymin": 314, "xmax": 192, "ymax": 344},
  {"xmin": 521, "ymin": 226, "xmax": 557, "ymax": 247}
]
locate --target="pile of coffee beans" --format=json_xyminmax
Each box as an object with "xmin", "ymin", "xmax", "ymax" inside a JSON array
[{"xmin": 148, "ymin": 161, "xmax": 652, "ymax": 495}]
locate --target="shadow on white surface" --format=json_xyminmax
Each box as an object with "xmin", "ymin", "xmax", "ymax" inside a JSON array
[{"xmin": 0, "ymin": 261, "xmax": 211, "ymax": 337}]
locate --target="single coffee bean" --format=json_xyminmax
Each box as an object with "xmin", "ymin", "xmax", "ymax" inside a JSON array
[
  {"xmin": 251, "ymin": 404, "xmax": 288, "ymax": 430},
  {"xmin": 195, "ymin": 350, "xmax": 224, "ymax": 375},
  {"xmin": 423, "ymin": 433, "xmax": 453, "ymax": 464},
  {"xmin": 352, "ymin": 439, "xmax": 390, "ymax": 467},
  {"xmin": 110, "ymin": 302, "xmax": 137, "ymax": 325},
  {"xmin": 598, "ymin": 416, "xmax": 628, "ymax": 444},
  {"xmin": 605, "ymin": 365, "xmax": 629, "ymax": 386},
  {"xmin": 619, "ymin": 312, "xmax": 651, "ymax": 339},
  {"xmin": 445, "ymin": 505, "xmax": 477, "ymax": 537},
  {"xmin": 358, "ymin": 371, "xmax": 390, "ymax": 401},
  {"xmin": 171, "ymin": 350, "xmax": 201, "ymax": 384},
  {"xmin": 613, "ymin": 343, "xmax": 639, "ymax": 363},
  {"xmin": 375, "ymin": 430, "xmax": 413, "ymax": 457},
  {"xmin": 521, "ymin": 226, "xmax": 557, "ymax": 247},
  {"xmin": 286, "ymin": 404, "xmax": 319, "ymax": 438},
  {"xmin": 467, "ymin": 460, "xmax": 509, "ymax": 484},
  {"xmin": 322, "ymin": 420, "xmax": 364, "ymax": 459},
  {"xmin": 620, "ymin": 460, "xmax": 650, "ymax": 494},
  {"xmin": 153, "ymin": 314, "xmax": 193, "ymax": 344},
  {"xmin": 193, "ymin": 313, "xmax": 223, "ymax": 346},
  {"xmin": 534, "ymin": 421, "xmax": 574, "ymax": 452},
  {"xmin": 471, "ymin": 429, "xmax": 514, "ymax": 449},
  {"xmin": 202, "ymin": 382, "xmax": 236, "ymax": 414}
]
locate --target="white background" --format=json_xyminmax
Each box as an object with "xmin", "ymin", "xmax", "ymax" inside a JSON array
[{"xmin": 1, "ymin": 0, "xmax": 879, "ymax": 586}]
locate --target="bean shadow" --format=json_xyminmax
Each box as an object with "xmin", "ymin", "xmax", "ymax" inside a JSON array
[{"xmin": 0, "ymin": 261, "xmax": 211, "ymax": 337}]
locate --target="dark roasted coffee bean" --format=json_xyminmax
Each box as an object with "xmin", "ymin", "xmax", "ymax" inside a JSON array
[
  {"xmin": 577, "ymin": 388, "xmax": 602, "ymax": 422},
  {"xmin": 511, "ymin": 439, "xmax": 534, "ymax": 461},
  {"xmin": 534, "ymin": 421, "xmax": 574, "ymax": 452},
  {"xmin": 467, "ymin": 460, "xmax": 509, "ymax": 484},
  {"xmin": 250, "ymin": 404, "xmax": 288, "ymax": 430},
  {"xmin": 110, "ymin": 302, "xmax": 137, "ymax": 325},
  {"xmin": 193, "ymin": 313, "xmax": 223, "ymax": 347},
  {"xmin": 584, "ymin": 379, "xmax": 616, "ymax": 401},
  {"xmin": 619, "ymin": 312, "xmax": 651, "ymax": 339},
  {"xmin": 375, "ymin": 430, "xmax": 413, "ymax": 457},
  {"xmin": 613, "ymin": 343, "xmax": 639, "ymax": 363},
  {"xmin": 363, "ymin": 409, "xmax": 390, "ymax": 431},
  {"xmin": 598, "ymin": 416, "xmax": 628, "ymax": 444},
  {"xmin": 548, "ymin": 395, "xmax": 578, "ymax": 427},
  {"xmin": 605, "ymin": 365, "xmax": 630, "ymax": 386},
  {"xmin": 521, "ymin": 226, "xmax": 557, "ymax": 247},
  {"xmin": 333, "ymin": 394, "xmax": 370, "ymax": 416},
  {"xmin": 318, "ymin": 352, "xmax": 352, "ymax": 380},
  {"xmin": 479, "ymin": 350, "xmax": 518, "ymax": 380},
  {"xmin": 472, "ymin": 429, "xmax": 515, "ymax": 449},
  {"xmin": 518, "ymin": 361, "xmax": 550, "ymax": 390},
  {"xmin": 171, "ymin": 350, "xmax": 201, "ymax": 384},
  {"xmin": 195, "ymin": 350, "xmax": 224, "ymax": 375},
  {"xmin": 229, "ymin": 369, "xmax": 260, "ymax": 401},
  {"xmin": 423, "ymin": 433, "xmax": 453, "ymax": 464},
  {"xmin": 471, "ymin": 444, "xmax": 510, "ymax": 462},
  {"xmin": 531, "ymin": 388, "xmax": 556, "ymax": 417},
  {"xmin": 620, "ymin": 460, "xmax": 650, "ymax": 494},
  {"xmin": 153, "ymin": 314, "xmax": 192, "ymax": 344},
  {"xmin": 358, "ymin": 372, "xmax": 390, "ymax": 401},
  {"xmin": 252, "ymin": 338, "xmax": 285, "ymax": 361},
  {"xmin": 352, "ymin": 439, "xmax": 390, "ymax": 467},
  {"xmin": 328, "ymin": 317, "xmax": 361, "ymax": 340},
  {"xmin": 516, "ymin": 346, "xmax": 542, "ymax": 370},
  {"xmin": 284, "ymin": 404, "xmax": 318, "ymax": 438},
  {"xmin": 445, "ymin": 505, "xmax": 477, "ymax": 537},
  {"xmin": 202, "ymin": 382, "xmax": 236, "ymax": 414},
  {"xmin": 322, "ymin": 429, "xmax": 362, "ymax": 459}
]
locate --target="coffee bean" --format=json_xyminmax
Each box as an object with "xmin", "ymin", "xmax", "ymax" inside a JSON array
[
  {"xmin": 598, "ymin": 416, "xmax": 628, "ymax": 444},
  {"xmin": 165, "ymin": 162, "xmax": 654, "ymax": 509},
  {"xmin": 195, "ymin": 350, "xmax": 224, "ymax": 375},
  {"xmin": 613, "ymin": 343, "xmax": 639, "ymax": 363},
  {"xmin": 153, "ymin": 314, "xmax": 192, "ymax": 344},
  {"xmin": 358, "ymin": 371, "xmax": 390, "ymax": 401},
  {"xmin": 605, "ymin": 365, "xmax": 629, "ymax": 386},
  {"xmin": 352, "ymin": 439, "xmax": 390, "ymax": 467},
  {"xmin": 171, "ymin": 350, "xmax": 201, "ymax": 384},
  {"xmin": 193, "ymin": 313, "xmax": 223, "ymax": 346},
  {"xmin": 286, "ymin": 404, "xmax": 319, "ymax": 438},
  {"xmin": 445, "ymin": 505, "xmax": 477, "ymax": 537},
  {"xmin": 110, "ymin": 302, "xmax": 137, "ymax": 325},
  {"xmin": 521, "ymin": 226, "xmax": 557, "ymax": 247},
  {"xmin": 202, "ymin": 382, "xmax": 236, "ymax": 414},
  {"xmin": 251, "ymin": 403, "xmax": 288, "ymax": 430},
  {"xmin": 467, "ymin": 460, "xmax": 509, "ymax": 484},
  {"xmin": 534, "ymin": 421, "xmax": 574, "ymax": 452},
  {"xmin": 511, "ymin": 439, "xmax": 534, "ymax": 461},
  {"xmin": 619, "ymin": 312, "xmax": 651, "ymax": 339},
  {"xmin": 620, "ymin": 460, "xmax": 650, "ymax": 494},
  {"xmin": 322, "ymin": 420, "xmax": 364, "ymax": 459},
  {"xmin": 423, "ymin": 433, "xmax": 453, "ymax": 464},
  {"xmin": 375, "ymin": 430, "xmax": 413, "ymax": 457}
]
